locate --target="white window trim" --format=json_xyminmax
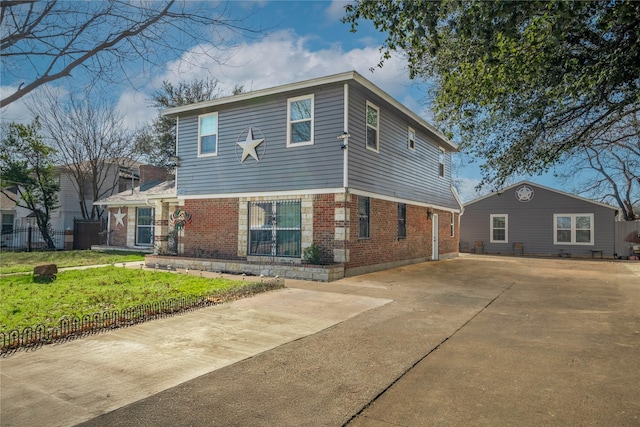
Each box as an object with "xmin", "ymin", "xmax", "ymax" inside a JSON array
[
  {"xmin": 553, "ymin": 213, "xmax": 594, "ymax": 245},
  {"xmin": 135, "ymin": 207, "xmax": 154, "ymax": 247},
  {"xmin": 490, "ymin": 214, "xmax": 508, "ymax": 243},
  {"xmin": 198, "ymin": 112, "xmax": 218, "ymax": 157},
  {"xmin": 438, "ymin": 147, "xmax": 446, "ymax": 178},
  {"xmin": 408, "ymin": 126, "xmax": 416, "ymax": 151},
  {"xmin": 366, "ymin": 101, "xmax": 380, "ymax": 153},
  {"xmin": 286, "ymin": 94, "xmax": 314, "ymax": 147},
  {"xmin": 450, "ymin": 212, "xmax": 455, "ymax": 237}
]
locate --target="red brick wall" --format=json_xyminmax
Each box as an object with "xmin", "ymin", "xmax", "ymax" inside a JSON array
[
  {"xmin": 438, "ymin": 211, "xmax": 459, "ymax": 255},
  {"xmin": 347, "ymin": 197, "xmax": 432, "ymax": 268},
  {"xmin": 175, "ymin": 195, "xmax": 459, "ymax": 267},
  {"xmin": 109, "ymin": 207, "xmax": 128, "ymax": 246},
  {"xmin": 139, "ymin": 165, "xmax": 169, "ymax": 184},
  {"xmin": 181, "ymin": 198, "xmax": 239, "ymax": 259},
  {"xmin": 312, "ymin": 194, "xmax": 341, "ymax": 263}
]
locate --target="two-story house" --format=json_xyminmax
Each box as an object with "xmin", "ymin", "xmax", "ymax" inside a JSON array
[{"xmin": 105, "ymin": 71, "xmax": 462, "ymax": 279}]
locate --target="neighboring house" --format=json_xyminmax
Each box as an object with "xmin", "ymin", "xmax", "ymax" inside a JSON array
[
  {"xmin": 0, "ymin": 188, "xmax": 18, "ymax": 247},
  {"xmin": 52, "ymin": 158, "xmax": 141, "ymax": 231},
  {"xmin": 95, "ymin": 170, "xmax": 175, "ymax": 253},
  {"xmin": 460, "ymin": 181, "xmax": 619, "ymax": 258},
  {"xmin": 1, "ymin": 159, "xmax": 140, "ymax": 233},
  {"xmin": 126, "ymin": 71, "xmax": 461, "ymax": 278}
]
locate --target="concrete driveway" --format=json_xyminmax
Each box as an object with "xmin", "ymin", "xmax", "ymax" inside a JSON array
[{"xmin": 1, "ymin": 255, "xmax": 639, "ymax": 426}]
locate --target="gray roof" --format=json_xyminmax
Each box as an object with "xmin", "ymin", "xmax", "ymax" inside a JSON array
[{"xmin": 96, "ymin": 180, "xmax": 176, "ymax": 206}]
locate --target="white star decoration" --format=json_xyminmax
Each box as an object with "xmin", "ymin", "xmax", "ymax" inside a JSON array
[
  {"xmin": 515, "ymin": 185, "xmax": 534, "ymax": 202},
  {"xmin": 236, "ymin": 128, "xmax": 265, "ymax": 162},
  {"xmin": 113, "ymin": 208, "xmax": 126, "ymax": 226}
]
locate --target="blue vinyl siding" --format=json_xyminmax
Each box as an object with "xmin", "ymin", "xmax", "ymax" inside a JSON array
[
  {"xmin": 172, "ymin": 76, "xmax": 459, "ymax": 211},
  {"xmin": 175, "ymin": 86, "xmax": 345, "ymax": 195},
  {"xmin": 347, "ymin": 85, "xmax": 458, "ymax": 209},
  {"xmin": 460, "ymin": 183, "xmax": 617, "ymax": 257}
]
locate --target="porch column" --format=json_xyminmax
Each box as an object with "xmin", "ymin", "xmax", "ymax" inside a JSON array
[{"xmin": 153, "ymin": 201, "xmax": 169, "ymax": 255}]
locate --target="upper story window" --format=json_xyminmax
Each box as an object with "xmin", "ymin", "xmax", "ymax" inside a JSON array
[
  {"xmin": 554, "ymin": 214, "xmax": 594, "ymax": 245},
  {"xmin": 198, "ymin": 112, "xmax": 218, "ymax": 156},
  {"xmin": 408, "ymin": 127, "xmax": 416, "ymax": 150},
  {"xmin": 287, "ymin": 95, "xmax": 314, "ymax": 147},
  {"xmin": 438, "ymin": 147, "xmax": 446, "ymax": 177},
  {"xmin": 490, "ymin": 214, "xmax": 508, "ymax": 243},
  {"xmin": 366, "ymin": 102, "xmax": 380, "ymax": 152}
]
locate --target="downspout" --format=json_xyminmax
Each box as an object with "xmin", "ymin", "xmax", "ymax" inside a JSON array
[{"xmin": 343, "ymin": 83, "xmax": 349, "ymax": 277}]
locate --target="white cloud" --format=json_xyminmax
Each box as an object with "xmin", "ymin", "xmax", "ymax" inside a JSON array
[
  {"xmin": 1, "ymin": 86, "xmax": 36, "ymax": 125},
  {"xmin": 0, "ymin": 85, "xmax": 71, "ymax": 125},
  {"xmin": 453, "ymin": 176, "xmax": 487, "ymax": 204},
  {"xmin": 116, "ymin": 90, "xmax": 156, "ymax": 131},
  {"xmin": 326, "ymin": 0, "xmax": 350, "ymax": 21},
  {"xmin": 157, "ymin": 30, "xmax": 413, "ymax": 100}
]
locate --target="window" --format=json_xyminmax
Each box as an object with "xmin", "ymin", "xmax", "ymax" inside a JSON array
[
  {"xmin": 490, "ymin": 214, "xmax": 508, "ymax": 243},
  {"xmin": 2, "ymin": 214, "xmax": 14, "ymax": 234},
  {"xmin": 287, "ymin": 95, "xmax": 314, "ymax": 146},
  {"xmin": 408, "ymin": 127, "xmax": 416, "ymax": 150},
  {"xmin": 249, "ymin": 200, "xmax": 301, "ymax": 257},
  {"xmin": 198, "ymin": 113, "xmax": 218, "ymax": 156},
  {"xmin": 136, "ymin": 208, "xmax": 154, "ymax": 246},
  {"xmin": 358, "ymin": 196, "xmax": 370, "ymax": 239},
  {"xmin": 438, "ymin": 147, "xmax": 446, "ymax": 177},
  {"xmin": 554, "ymin": 214, "xmax": 594, "ymax": 245},
  {"xmin": 366, "ymin": 102, "xmax": 379, "ymax": 152},
  {"xmin": 398, "ymin": 203, "xmax": 407, "ymax": 239},
  {"xmin": 450, "ymin": 213, "xmax": 455, "ymax": 237}
]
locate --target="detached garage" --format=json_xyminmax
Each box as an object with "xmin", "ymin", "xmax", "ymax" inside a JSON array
[{"xmin": 460, "ymin": 181, "xmax": 619, "ymax": 258}]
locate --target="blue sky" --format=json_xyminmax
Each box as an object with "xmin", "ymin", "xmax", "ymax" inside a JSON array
[{"xmin": 1, "ymin": 0, "xmax": 564, "ymax": 202}]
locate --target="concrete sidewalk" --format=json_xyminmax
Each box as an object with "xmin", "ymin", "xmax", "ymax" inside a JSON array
[
  {"xmin": 0, "ymin": 286, "xmax": 391, "ymax": 426},
  {"xmin": 2, "ymin": 256, "xmax": 639, "ymax": 426}
]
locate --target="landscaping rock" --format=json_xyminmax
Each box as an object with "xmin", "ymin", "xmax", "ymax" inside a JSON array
[{"xmin": 33, "ymin": 264, "xmax": 58, "ymax": 282}]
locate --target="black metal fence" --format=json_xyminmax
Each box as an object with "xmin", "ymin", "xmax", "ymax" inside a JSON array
[
  {"xmin": 1, "ymin": 279, "xmax": 284, "ymax": 356},
  {"xmin": 0, "ymin": 226, "xmax": 66, "ymax": 251}
]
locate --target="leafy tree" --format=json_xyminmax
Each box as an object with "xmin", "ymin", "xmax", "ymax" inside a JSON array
[
  {"xmin": 0, "ymin": 120, "xmax": 60, "ymax": 248},
  {"xmin": 29, "ymin": 90, "xmax": 139, "ymax": 220},
  {"xmin": 136, "ymin": 78, "xmax": 226, "ymax": 169},
  {"xmin": 0, "ymin": 0, "xmax": 259, "ymax": 107},
  {"xmin": 344, "ymin": 0, "xmax": 640, "ymax": 213}
]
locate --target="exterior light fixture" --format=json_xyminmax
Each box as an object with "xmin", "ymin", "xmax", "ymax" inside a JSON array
[{"xmin": 337, "ymin": 131, "xmax": 350, "ymax": 149}]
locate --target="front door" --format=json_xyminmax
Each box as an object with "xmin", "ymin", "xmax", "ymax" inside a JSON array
[{"xmin": 431, "ymin": 213, "xmax": 439, "ymax": 260}]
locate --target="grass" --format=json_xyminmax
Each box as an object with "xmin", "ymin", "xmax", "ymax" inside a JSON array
[
  {"xmin": 0, "ymin": 250, "xmax": 146, "ymax": 274},
  {"xmin": 0, "ymin": 266, "xmax": 269, "ymax": 332}
]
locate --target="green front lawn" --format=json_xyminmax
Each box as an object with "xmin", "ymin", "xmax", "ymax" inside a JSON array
[
  {"xmin": 0, "ymin": 267, "xmax": 269, "ymax": 332},
  {"xmin": 0, "ymin": 250, "xmax": 146, "ymax": 274}
]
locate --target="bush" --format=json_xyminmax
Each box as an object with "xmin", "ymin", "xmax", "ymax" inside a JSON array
[{"xmin": 303, "ymin": 242, "xmax": 322, "ymax": 265}]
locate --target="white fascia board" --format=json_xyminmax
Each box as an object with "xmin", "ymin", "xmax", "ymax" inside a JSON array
[
  {"xmin": 351, "ymin": 74, "xmax": 457, "ymax": 152},
  {"xmin": 348, "ymin": 188, "xmax": 461, "ymax": 213},
  {"xmin": 177, "ymin": 188, "xmax": 346, "ymax": 201},
  {"xmin": 162, "ymin": 71, "xmax": 358, "ymax": 118}
]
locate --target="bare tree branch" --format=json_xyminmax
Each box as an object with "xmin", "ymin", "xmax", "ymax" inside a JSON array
[
  {"xmin": 28, "ymin": 89, "xmax": 140, "ymax": 220},
  {"xmin": 0, "ymin": 1, "xmax": 260, "ymax": 107}
]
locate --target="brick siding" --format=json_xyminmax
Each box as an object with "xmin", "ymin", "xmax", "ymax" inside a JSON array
[
  {"xmin": 108, "ymin": 207, "xmax": 128, "ymax": 246},
  {"xmin": 181, "ymin": 198, "xmax": 239, "ymax": 259}
]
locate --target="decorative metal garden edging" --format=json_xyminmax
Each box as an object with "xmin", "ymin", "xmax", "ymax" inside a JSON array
[{"xmin": 1, "ymin": 278, "xmax": 284, "ymax": 356}]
